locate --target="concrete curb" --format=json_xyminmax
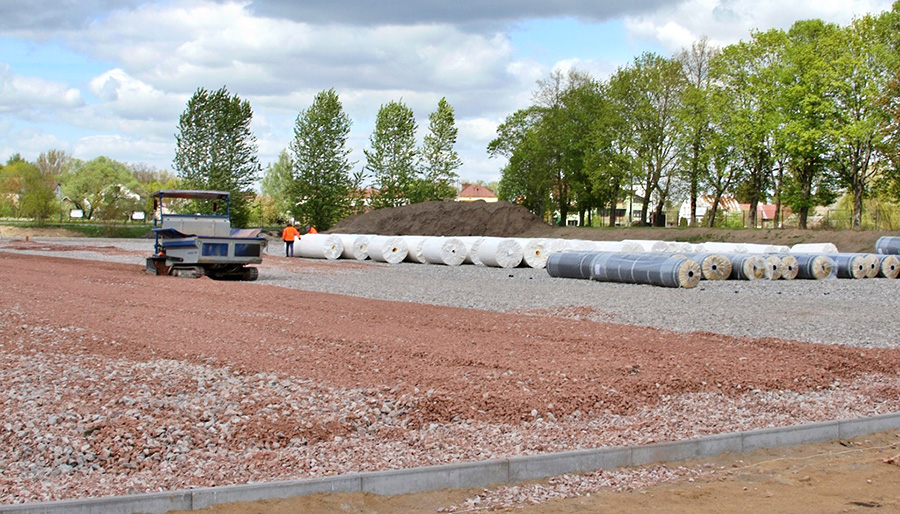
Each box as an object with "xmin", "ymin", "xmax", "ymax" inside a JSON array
[{"xmin": 3, "ymin": 412, "xmax": 899, "ymax": 513}]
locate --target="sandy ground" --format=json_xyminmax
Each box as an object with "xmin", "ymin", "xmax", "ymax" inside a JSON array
[{"xmin": 1, "ymin": 234, "xmax": 899, "ymax": 512}]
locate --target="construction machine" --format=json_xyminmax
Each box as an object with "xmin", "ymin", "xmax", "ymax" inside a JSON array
[{"xmin": 145, "ymin": 190, "xmax": 266, "ymax": 280}]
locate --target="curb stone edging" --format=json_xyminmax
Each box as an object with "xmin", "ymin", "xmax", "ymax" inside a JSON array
[{"xmin": 2, "ymin": 412, "xmax": 899, "ymax": 514}]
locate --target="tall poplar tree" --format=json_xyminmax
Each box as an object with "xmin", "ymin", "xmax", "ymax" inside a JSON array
[
  {"xmin": 365, "ymin": 100, "xmax": 418, "ymax": 209},
  {"xmin": 415, "ymin": 97, "xmax": 462, "ymax": 202},
  {"xmin": 173, "ymin": 86, "xmax": 259, "ymax": 227},
  {"xmin": 289, "ymin": 88, "xmax": 355, "ymax": 231}
]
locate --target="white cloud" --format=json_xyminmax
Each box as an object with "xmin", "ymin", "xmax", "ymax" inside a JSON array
[
  {"xmin": 88, "ymin": 68, "xmax": 183, "ymax": 121},
  {"xmin": 0, "ymin": 64, "xmax": 83, "ymax": 117},
  {"xmin": 623, "ymin": 0, "xmax": 895, "ymax": 54}
]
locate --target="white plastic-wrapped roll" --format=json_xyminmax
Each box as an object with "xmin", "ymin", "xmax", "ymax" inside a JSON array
[
  {"xmin": 762, "ymin": 255, "xmax": 783, "ymax": 280},
  {"xmin": 516, "ymin": 238, "xmax": 549, "ymax": 268},
  {"xmin": 879, "ymin": 254, "xmax": 900, "ymax": 278},
  {"xmin": 461, "ymin": 237, "xmax": 485, "ymax": 265},
  {"xmin": 336, "ymin": 234, "xmax": 370, "ymax": 260},
  {"xmin": 779, "ymin": 254, "xmax": 799, "ymax": 280},
  {"xmin": 367, "ymin": 236, "xmax": 408, "ymax": 264},
  {"xmin": 623, "ymin": 239, "xmax": 670, "ymax": 252},
  {"xmin": 456, "ymin": 237, "xmax": 481, "ymax": 264},
  {"xmin": 743, "ymin": 243, "xmax": 790, "ymax": 254},
  {"xmin": 294, "ymin": 233, "xmax": 344, "ymax": 260},
  {"xmin": 589, "ymin": 241, "xmax": 643, "ymax": 253},
  {"xmin": 702, "ymin": 242, "xmax": 748, "ymax": 254},
  {"xmin": 790, "ymin": 242, "xmax": 838, "ymax": 254},
  {"xmin": 666, "ymin": 242, "xmax": 693, "ymax": 253},
  {"xmin": 422, "ymin": 237, "xmax": 467, "ymax": 266},
  {"xmin": 477, "ymin": 237, "xmax": 523, "ymax": 268},
  {"xmin": 401, "ymin": 236, "xmax": 428, "ymax": 263}
]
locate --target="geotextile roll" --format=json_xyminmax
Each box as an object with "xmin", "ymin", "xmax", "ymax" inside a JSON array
[
  {"xmin": 401, "ymin": 236, "xmax": 429, "ymax": 263},
  {"xmin": 879, "ymin": 254, "xmax": 900, "ymax": 279},
  {"xmin": 793, "ymin": 254, "xmax": 836, "ymax": 280},
  {"xmin": 336, "ymin": 234, "xmax": 370, "ymax": 260},
  {"xmin": 477, "ymin": 237, "xmax": 523, "ymax": 268},
  {"xmin": 516, "ymin": 238, "xmax": 549, "ymax": 268},
  {"xmin": 422, "ymin": 237, "xmax": 467, "ymax": 266},
  {"xmin": 622, "ymin": 239, "xmax": 670, "ymax": 252},
  {"xmin": 832, "ymin": 253, "xmax": 871, "ymax": 279},
  {"xmin": 762, "ymin": 255, "xmax": 784, "ymax": 280},
  {"xmin": 679, "ymin": 253, "xmax": 732, "ymax": 281},
  {"xmin": 743, "ymin": 243, "xmax": 790, "ymax": 254},
  {"xmin": 546, "ymin": 251, "xmax": 600, "ymax": 280},
  {"xmin": 790, "ymin": 242, "xmax": 838, "ymax": 254},
  {"xmin": 728, "ymin": 254, "xmax": 766, "ymax": 280},
  {"xmin": 366, "ymin": 236, "xmax": 408, "ymax": 264},
  {"xmin": 864, "ymin": 254, "xmax": 881, "ymax": 279},
  {"xmin": 590, "ymin": 253, "xmax": 701, "ymax": 288},
  {"xmin": 462, "ymin": 237, "xmax": 486, "ymax": 265},
  {"xmin": 294, "ymin": 233, "xmax": 344, "ymax": 260},
  {"xmin": 779, "ymin": 254, "xmax": 799, "ymax": 280},
  {"xmin": 702, "ymin": 242, "xmax": 748, "ymax": 254},
  {"xmin": 875, "ymin": 236, "xmax": 900, "ymax": 255}
]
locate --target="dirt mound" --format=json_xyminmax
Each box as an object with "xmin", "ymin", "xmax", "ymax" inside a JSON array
[{"xmin": 329, "ymin": 200, "xmax": 547, "ymax": 236}]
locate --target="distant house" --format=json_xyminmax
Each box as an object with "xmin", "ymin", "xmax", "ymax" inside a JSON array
[
  {"xmin": 678, "ymin": 195, "xmax": 741, "ymax": 225},
  {"xmin": 456, "ymin": 184, "xmax": 498, "ymax": 203},
  {"xmin": 738, "ymin": 203, "xmax": 789, "ymax": 228}
]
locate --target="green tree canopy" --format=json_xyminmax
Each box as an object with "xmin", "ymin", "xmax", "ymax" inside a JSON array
[
  {"xmin": 173, "ymin": 86, "xmax": 260, "ymax": 227},
  {"xmin": 365, "ymin": 100, "xmax": 418, "ymax": 209},
  {"xmin": 414, "ymin": 97, "xmax": 462, "ymax": 202},
  {"xmin": 289, "ymin": 88, "xmax": 356, "ymax": 231}
]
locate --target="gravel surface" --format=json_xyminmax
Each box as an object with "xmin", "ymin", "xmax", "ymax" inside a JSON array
[
  {"xmin": 2, "ymin": 236, "xmax": 900, "ymax": 507},
  {"xmin": 10, "ymin": 237, "xmax": 900, "ymax": 349}
]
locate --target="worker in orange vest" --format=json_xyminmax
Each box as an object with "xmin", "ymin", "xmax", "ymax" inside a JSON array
[
  {"xmin": 282, "ymin": 223, "xmax": 300, "ymax": 257},
  {"xmin": 307, "ymin": 226, "xmax": 318, "ymax": 234}
]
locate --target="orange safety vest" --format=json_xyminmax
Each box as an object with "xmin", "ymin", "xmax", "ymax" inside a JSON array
[
  {"xmin": 282, "ymin": 226, "xmax": 300, "ymax": 241},
  {"xmin": 308, "ymin": 226, "xmax": 318, "ymax": 234}
]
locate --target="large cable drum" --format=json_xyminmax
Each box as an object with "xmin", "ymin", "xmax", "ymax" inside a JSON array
[
  {"xmin": 793, "ymin": 254, "xmax": 836, "ymax": 280},
  {"xmin": 294, "ymin": 233, "xmax": 344, "ymax": 260},
  {"xmin": 422, "ymin": 237, "xmax": 467, "ymax": 266},
  {"xmin": 367, "ymin": 236, "xmax": 408, "ymax": 264},
  {"xmin": 728, "ymin": 254, "xmax": 766, "ymax": 280},
  {"xmin": 545, "ymin": 251, "xmax": 600, "ymax": 279},
  {"xmin": 590, "ymin": 253, "xmax": 701, "ymax": 288},
  {"xmin": 875, "ymin": 236, "xmax": 900, "ymax": 254},
  {"xmin": 336, "ymin": 234, "xmax": 370, "ymax": 260},
  {"xmin": 477, "ymin": 237, "xmax": 523, "ymax": 268}
]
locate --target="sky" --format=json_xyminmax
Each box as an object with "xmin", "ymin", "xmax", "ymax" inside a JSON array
[{"xmin": 0, "ymin": 0, "xmax": 894, "ymax": 187}]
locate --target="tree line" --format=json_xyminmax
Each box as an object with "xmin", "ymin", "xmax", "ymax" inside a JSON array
[
  {"xmin": 490, "ymin": 5, "xmax": 900, "ymax": 229},
  {"xmin": 0, "ymin": 88, "xmax": 463, "ymax": 231}
]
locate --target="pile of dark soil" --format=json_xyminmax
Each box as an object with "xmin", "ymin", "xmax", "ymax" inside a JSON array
[{"xmin": 329, "ymin": 201, "xmax": 548, "ymax": 237}]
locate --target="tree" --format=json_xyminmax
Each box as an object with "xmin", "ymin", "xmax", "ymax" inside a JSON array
[
  {"xmin": 261, "ymin": 149, "xmax": 294, "ymax": 222},
  {"xmin": 489, "ymin": 108, "xmax": 552, "ymax": 218},
  {"xmin": 415, "ymin": 97, "xmax": 462, "ymax": 202},
  {"xmin": 585, "ymin": 84, "xmax": 633, "ymax": 227},
  {"xmin": 828, "ymin": 12, "xmax": 897, "ymax": 228},
  {"xmin": 61, "ymin": 157, "xmax": 140, "ymax": 220},
  {"xmin": 677, "ymin": 37, "xmax": 719, "ymax": 226},
  {"xmin": 173, "ymin": 86, "xmax": 260, "ymax": 227},
  {"xmin": 35, "ymin": 150, "xmax": 72, "ymax": 178},
  {"xmin": 289, "ymin": 88, "xmax": 356, "ymax": 231},
  {"xmin": 712, "ymin": 29, "xmax": 784, "ymax": 228},
  {"xmin": 365, "ymin": 100, "xmax": 418, "ymax": 209},
  {"xmin": 609, "ymin": 53, "xmax": 685, "ymax": 226}
]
